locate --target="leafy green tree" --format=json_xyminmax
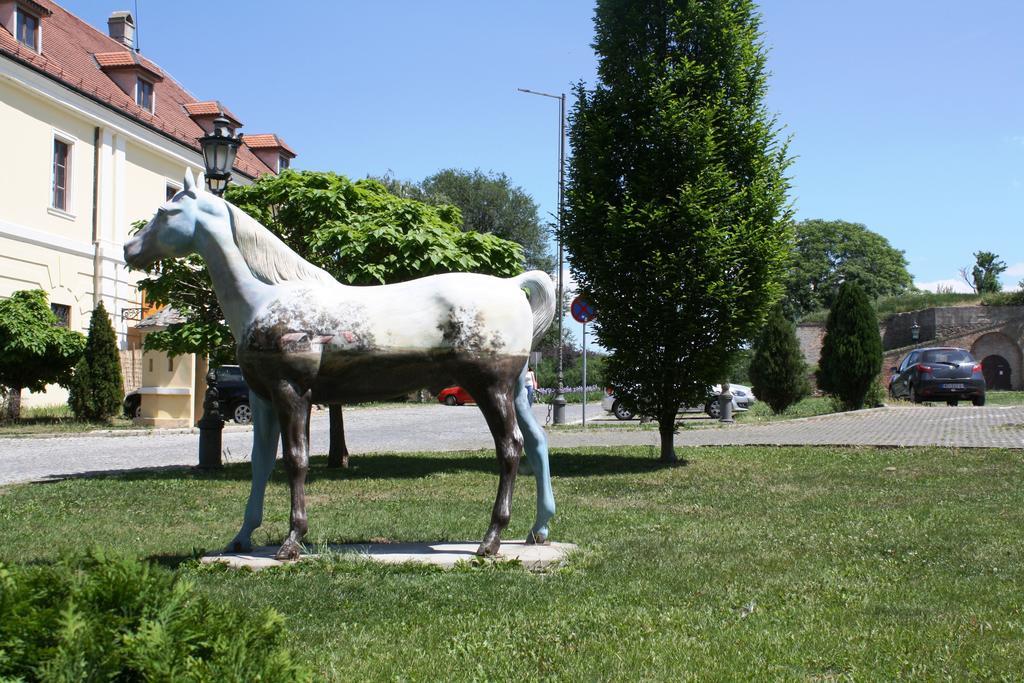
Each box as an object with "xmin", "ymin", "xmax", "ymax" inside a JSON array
[
  {"xmin": 0, "ymin": 290, "xmax": 85, "ymax": 420},
  {"xmin": 960, "ymin": 250, "xmax": 1006, "ymax": 294},
  {"xmin": 786, "ymin": 219, "xmax": 913, "ymax": 319},
  {"xmin": 376, "ymin": 169, "xmax": 553, "ymax": 272},
  {"xmin": 749, "ymin": 305, "xmax": 809, "ymax": 414},
  {"xmin": 68, "ymin": 302, "xmax": 124, "ymax": 422},
  {"xmin": 419, "ymin": 169, "xmax": 554, "ymax": 272},
  {"xmin": 565, "ymin": 0, "xmax": 793, "ymax": 463},
  {"xmin": 139, "ymin": 171, "xmax": 525, "ymax": 465},
  {"xmin": 816, "ymin": 282, "xmax": 882, "ymax": 410}
]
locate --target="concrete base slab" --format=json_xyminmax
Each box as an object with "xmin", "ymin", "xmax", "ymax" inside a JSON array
[{"xmin": 202, "ymin": 540, "xmax": 577, "ymax": 571}]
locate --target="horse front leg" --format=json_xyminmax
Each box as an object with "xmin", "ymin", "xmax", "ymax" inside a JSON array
[
  {"xmin": 228, "ymin": 391, "xmax": 281, "ymax": 552},
  {"xmin": 270, "ymin": 380, "xmax": 313, "ymax": 561},
  {"xmin": 470, "ymin": 381, "xmax": 523, "ymax": 557}
]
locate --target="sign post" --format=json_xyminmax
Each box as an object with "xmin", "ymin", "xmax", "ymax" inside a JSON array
[{"xmin": 570, "ymin": 296, "xmax": 597, "ymax": 429}]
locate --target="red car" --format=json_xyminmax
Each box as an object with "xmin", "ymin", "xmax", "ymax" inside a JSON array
[{"xmin": 437, "ymin": 386, "xmax": 474, "ymax": 406}]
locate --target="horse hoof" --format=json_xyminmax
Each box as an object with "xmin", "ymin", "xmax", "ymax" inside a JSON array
[
  {"xmin": 226, "ymin": 538, "xmax": 252, "ymax": 553},
  {"xmin": 274, "ymin": 540, "xmax": 302, "ymax": 561},
  {"xmin": 526, "ymin": 529, "xmax": 549, "ymax": 545},
  {"xmin": 476, "ymin": 538, "xmax": 501, "ymax": 557}
]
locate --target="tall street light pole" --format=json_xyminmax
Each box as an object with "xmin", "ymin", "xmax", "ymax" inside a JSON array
[{"xmin": 518, "ymin": 87, "xmax": 567, "ymax": 425}]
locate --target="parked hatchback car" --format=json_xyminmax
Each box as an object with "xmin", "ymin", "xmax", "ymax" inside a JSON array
[
  {"xmin": 122, "ymin": 364, "xmax": 253, "ymax": 423},
  {"xmin": 888, "ymin": 347, "xmax": 986, "ymax": 406},
  {"xmin": 602, "ymin": 384, "xmax": 756, "ymax": 421},
  {"xmin": 437, "ymin": 386, "xmax": 475, "ymax": 406}
]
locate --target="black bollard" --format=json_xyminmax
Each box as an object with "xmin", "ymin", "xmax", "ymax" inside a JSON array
[{"xmin": 197, "ymin": 367, "xmax": 224, "ymax": 469}]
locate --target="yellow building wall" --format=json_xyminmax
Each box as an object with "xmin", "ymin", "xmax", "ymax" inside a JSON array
[{"xmin": 136, "ymin": 339, "xmax": 198, "ymax": 428}]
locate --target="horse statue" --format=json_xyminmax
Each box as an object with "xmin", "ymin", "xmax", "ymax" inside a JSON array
[{"xmin": 124, "ymin": 170, "xmax": 557, "ymax": 561}]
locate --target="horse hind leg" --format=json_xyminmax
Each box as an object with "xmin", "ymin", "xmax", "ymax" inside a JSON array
[
  {"xmin": 228, "ymin": 391, "xmax": 280, "ymax": 552},
  {"xmin": 514, "ymin": 366, "xmax": 555, "ymax": 544},
  {"xmin": 470, "ymin": 380, "xmax": 523, "ymax": 557}
]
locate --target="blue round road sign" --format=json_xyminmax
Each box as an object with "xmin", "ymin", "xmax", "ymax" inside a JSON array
[{"xmin": 571, "ymin": 296, "xmax": 596, "ymax": 323}]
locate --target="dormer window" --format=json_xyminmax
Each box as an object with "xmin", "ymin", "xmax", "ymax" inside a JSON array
[
  {"xmin": 16, "ymin": 7, "xmax": 39, "ymax": 51},
  {"xmin": 136, "ymin": 77, "xmax": 154, "ymax": 111},
  {"xmin": 94, "ymin": 51, "xmax": 163, "ymax": 110},
  {"xmin": 242, "ymin": 133, "xmax": 297, "ymax": 176}
]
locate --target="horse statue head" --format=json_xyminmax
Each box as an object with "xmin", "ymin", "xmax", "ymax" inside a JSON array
[{"xmin": 125, "ymin": 169, "xmax": 229, "ymax": 269}]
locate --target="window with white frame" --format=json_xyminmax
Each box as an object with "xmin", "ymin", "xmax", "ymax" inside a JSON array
[
  {"xmin": 279, "ymin": 155, "xmax": 290, "ymax": 172},
  {"xmin": 51, "ymin": 137, "xmax": 71, "ymax": 211},
  {"xmin": 136, "ymin": 77, "xmax": 154, "ymax": 111},
  {"xmin": 16, "ymin": 7, "xmax": 40, "ymax": 52},
  {"xmin": 166, "ymin": 183, "xmax": 179, "ymax": 201}
]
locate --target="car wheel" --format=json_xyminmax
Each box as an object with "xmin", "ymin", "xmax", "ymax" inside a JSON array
[
  {"xmin": 909, "ymin": 384, "xmax": 922, "ymax": 404},
  {"xmin": 133, "ymin": 403, "xmax": 142, "ymax": 419},
  {"xmin": 972, "ymin": 395, "xmax": 986, "ymax": 407},
  {"xmin": 444, "ymin": 395, "xmax": 458, "ymax": 406},
  {"xmin": 233, "ymin": 402, "xmax": 252, "ymax": 425},
  {"xmin": 946, "ymin": 400, "xmax": 958, "ymax": 407},
  {"xmin": 612, "ymin": 400, "xmax": 633, "ymax": 421},
  {"xmin": 704, "ymin": 399, "xmax": 721, "ymax": 419}
]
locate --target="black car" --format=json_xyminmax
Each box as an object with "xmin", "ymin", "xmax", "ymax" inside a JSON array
[
  {"xmin": 888, "ymin": 347, "xmax": 986, "ymax": 406},
  {"xmin": 122, "ymin": 364, "xmax": 253, "ymax": 423},
  {"xmin": 213, "ymin": 365, "xmax": 252, "ymax": 424}
]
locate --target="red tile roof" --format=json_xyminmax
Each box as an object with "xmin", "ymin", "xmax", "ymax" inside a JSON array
[
  {"xmin": 0, "ymin": 0, "xmax": 282, "ymax": 179},
  {"xmin": 243, "ymin": 133, "xmax": 297, "ymax": 157},
  {"xmin": 183, "ymin": 100, "xmax": 242, "ymax": 128}
]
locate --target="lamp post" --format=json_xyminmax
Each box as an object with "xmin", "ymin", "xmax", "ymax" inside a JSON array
[
  {"xmin": 194, "ymin": 116, "xmax": 242, "ymax": 468},
  {"xmin": 518, "ymin": 87, "xmax": 566, "ymax": 425},
  {"xmin": 198, "ymin": 116, "xmax": 242, "ymax": 196}
]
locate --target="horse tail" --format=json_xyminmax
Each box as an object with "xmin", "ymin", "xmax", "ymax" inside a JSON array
[{"xmin": 515, "ymin": 270, "xmax": 556, "ymax": 349}]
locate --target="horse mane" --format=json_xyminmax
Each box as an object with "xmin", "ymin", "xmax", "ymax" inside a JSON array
[{"xmin": 226, "ymin": 202, "xmax": 337, "ymax": 286}]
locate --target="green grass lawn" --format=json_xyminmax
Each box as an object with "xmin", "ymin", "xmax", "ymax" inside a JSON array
[
  {"xmin": 2, "ymin": 445, "xmax": 1023, "ymax": 679},
  {"xmin": 0, "ymin": 404, "xmax": 140, "ymax": 437},
  {"xmin": 985, "ymin": 391, "xmax": 1024, "ymax": 406}
]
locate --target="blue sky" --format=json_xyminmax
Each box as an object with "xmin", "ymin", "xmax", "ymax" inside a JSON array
[{"xmin": 64, "ymin": 1, "xmax": 1024, "ymax": 294}]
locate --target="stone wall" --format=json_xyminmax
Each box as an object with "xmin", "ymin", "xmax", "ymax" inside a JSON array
[
  {"xmin": 800, "ymin": 305, "xmax": 1024, "ymax": 393},
  {"xmin": 796, "ymin": 323, "xmax": 825, "ymax": 368}
]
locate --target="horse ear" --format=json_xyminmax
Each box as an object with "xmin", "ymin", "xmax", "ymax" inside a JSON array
[
  {"xmin": 196, "ymin": 171, "xmax": 207, "ymax": 192},
  {"xmin": 183, "ymin": 168, "xmax": 196, "ymax": 192}
]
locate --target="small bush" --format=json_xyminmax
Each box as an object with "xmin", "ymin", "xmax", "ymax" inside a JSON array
[
  {"xmin": 750, "ymin": 306, "xmax": 809, "ymax": 414},
  {"xmin": 68, "ymin": 302, "xmax": 123, "ymax": 422},
  {"xmin": 0, "ymin": 551, "xmax": 311, "ymax": 681},
  {"xmin": 817, "ymin": 282, "xmax": 883, "ymax": 410}
]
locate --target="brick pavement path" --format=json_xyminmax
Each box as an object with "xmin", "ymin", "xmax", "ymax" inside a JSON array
[
  {"xmin": 553, "ymin": 406, "xmax": 1024, "ymax": 450},
  {"xmin": 1, "ymin": 405, "xmax": 1020, "ymax": 487}
]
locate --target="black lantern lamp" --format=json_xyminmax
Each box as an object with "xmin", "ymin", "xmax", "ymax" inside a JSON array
[
  {"xmin": 911, "ymin": 320, "xmax": 921, "ymax": 342},
  {"xmin": 198, "ymin": 116, "xmax": 242, "ymax": 196}
]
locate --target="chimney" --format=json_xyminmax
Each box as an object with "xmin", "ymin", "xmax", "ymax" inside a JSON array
[{"xmin": 107, "ymin": 11, "xmax": 135, "ymax": 49}]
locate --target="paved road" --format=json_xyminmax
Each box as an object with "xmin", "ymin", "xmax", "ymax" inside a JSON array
[
  {"xmin": 0, "ymin": 402, "xmax": 596, "ymax": 486},
  {"xmin": 1, "ymin": 404, "xmax": 1021, "ymax": 486}
]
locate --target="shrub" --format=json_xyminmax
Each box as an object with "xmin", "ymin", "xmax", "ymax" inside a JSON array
[
  {"xmin": 749, "ymin": 306, "xmax": 810, "ymax": 414},
  {"xmin": 68, "ymin": 302, "xmax": 123, "ymax": 422},
  {"xmin": 816, "ymin": 282, "xmax": 883, "ymax": 410},
  {"xmin": 0, "ymin": 552, "xmax": 311, "ymax": 681},
  {"xmin": 981, "ymin": 282, "xmax": 1024, "ymax": 307}
]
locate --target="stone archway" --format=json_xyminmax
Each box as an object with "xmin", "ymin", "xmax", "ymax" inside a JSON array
[
  {"xmin": 971, "ymin": 332, "xmax": 1023, "ymax": 391},
  {"xmin": 982, "ymin": 355, "xmax": 1012, "ymax": 390}
]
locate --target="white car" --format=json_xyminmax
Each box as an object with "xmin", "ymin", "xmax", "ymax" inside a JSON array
[{"xmin": 601, "ymin": 384, "xmax": 756, "ymax": 420}]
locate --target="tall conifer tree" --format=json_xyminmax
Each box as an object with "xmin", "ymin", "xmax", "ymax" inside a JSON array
[
  {"xmin": 749, "ymin": 305, "xmax": 809, "ymax": 414},
  {"xmin": 69, "ymin": 302, "xmax": 124, "ymax": 422},
  {"xmin": 816, "ymin": 282, "xmax": 882, "ymax": 410},
  {"xmin": 566, "ymin": 0, "xmax": 793, "ymax": 462}
]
